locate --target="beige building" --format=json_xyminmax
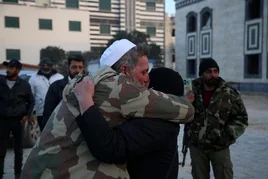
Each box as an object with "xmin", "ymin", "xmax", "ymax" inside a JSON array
[
  {"xmin": 164, "ymin": 13, "xmax": 176, "ymax": 70},
  {"xmin": 0, "ymin": 0, "xmax": 90, "ymax": 65}
]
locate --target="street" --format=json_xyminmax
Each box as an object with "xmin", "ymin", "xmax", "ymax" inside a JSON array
[{"xmin": 3, "ymin": 95, "xmax": 268, "ymax": 179}]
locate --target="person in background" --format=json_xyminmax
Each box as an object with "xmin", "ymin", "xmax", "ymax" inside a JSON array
[
  {"xmin": 186, "ymin": 58, "xmax": 248, "ymax": 179},
  {"xmin": 0, "ymin": 60, "xmax": 34, "ymax": 179},
  {"xmin": 42, "ymin": 55, "xmax": 85, "ymax": 131},
  {"xmin": 28, "ymin": 57, "xmax": 63, "ymax": 129}
]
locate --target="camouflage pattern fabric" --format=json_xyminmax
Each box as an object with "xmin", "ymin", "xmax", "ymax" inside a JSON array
[
  {"xmin": 21, "ymin": 66, "xmax": 194, "ymax": 179},
  {"xmin": 188, "ymin": 78, "xmax": 248, "ymax": 151}
]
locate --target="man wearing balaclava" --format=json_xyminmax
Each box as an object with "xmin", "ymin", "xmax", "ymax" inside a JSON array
[
  {"xmin": 28, "ymin": 57, "xmax": 63, "ymax": 128},
  {"xmin": 185, "ymin": 58, "xmax": 248, "ymax": 179}
]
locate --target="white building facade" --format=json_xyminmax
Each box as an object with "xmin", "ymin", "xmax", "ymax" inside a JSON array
[
  {"xmin": 174, "ymin": 0, "xmax": 268, "ymax": 92},
  {"xmin": 85, "ymin": 0, "xmax": 165, "ymax": 54},
  {"xmin": 0, "ymin": 0, "xmax": 90, "ymax": 65}
]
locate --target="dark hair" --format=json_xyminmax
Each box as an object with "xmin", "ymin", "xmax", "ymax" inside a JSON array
[
  {"xmin": 67, "ymin": 55, "xmax": 85, "ymax": 66},
  {"xmin": 149, "ymin": 67, "xmax": 184, "ymax": 96},
  {"xmin": 111, "ymin": 43, "xmax": 150, "ymax": 73}
]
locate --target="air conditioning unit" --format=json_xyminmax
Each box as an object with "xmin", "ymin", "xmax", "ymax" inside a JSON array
[{"xmin": 36, "ymin": 0, "xmax": 50, "ymax": 7}]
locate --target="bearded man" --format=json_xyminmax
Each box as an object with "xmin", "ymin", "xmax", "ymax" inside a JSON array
[{"xmin": 186, "ymin": 58, "xmax": 248, "ymax": 179}]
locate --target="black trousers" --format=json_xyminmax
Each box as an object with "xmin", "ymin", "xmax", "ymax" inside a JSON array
[
  {"xmin": 0, "ymin": 118, "xmax": 23, "ymax": 177},
  {"xmin": 37, "ymin": 116, "xmax": 43, "ymax": 131}
]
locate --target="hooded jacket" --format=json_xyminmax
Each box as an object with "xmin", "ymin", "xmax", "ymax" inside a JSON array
[
  {"xmin": 21, "ymin": 66, "xmax": 194, "ymax": 179},
  {"xmin": 28, "ymin": 71, "xmax": 63, "ymax": 116}
]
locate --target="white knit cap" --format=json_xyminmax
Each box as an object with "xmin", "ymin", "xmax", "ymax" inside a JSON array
[{"xmin": 100, "ymin": 39, "xmax": 136, "ymax": 67}]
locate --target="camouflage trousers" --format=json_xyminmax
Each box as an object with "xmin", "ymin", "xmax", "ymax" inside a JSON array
[{"xmin": 189, "ymin": 145, "xmax": 233, "ymax": 179}]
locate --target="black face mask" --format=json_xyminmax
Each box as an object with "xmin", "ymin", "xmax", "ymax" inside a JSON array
[{"xmin": 40, "ymin": 67, "xmax": 52, "ymax": 74}]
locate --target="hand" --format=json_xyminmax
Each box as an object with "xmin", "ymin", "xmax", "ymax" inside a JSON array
[
  {"xmin": 185, "ymin": 90, "xmax": 195, "ymax": 103},
  {"xmin": 74, "ymin": 77, "xmax": 95, "ymax": 100},
  {"xmin": 21, "ymin": 116, "xmax": 28, "ymax": 125},
  {"xmin": 74, "ymin": 77, "xmax": 95, "ymax": 114}
]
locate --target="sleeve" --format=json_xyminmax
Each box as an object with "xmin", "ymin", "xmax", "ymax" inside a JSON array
[
  {"xmin": 225, "ymin": 93, "xmax": 248, "ymax": 140},
  {"xmin": 76, "ymin": 105, "xmax": 177, "ymax": 164},
  {"xmin": 25, "ymin": 82, "xmax": 35, "ymax": 117},
  {"xmin": 117, "ymin": 80, "xmax": 195, "ymax": 124},
  {"xmin": 28, "ymin": 76, "xmax": 36, "ymax": 97},
  {"xmin": 42, "ymin": 83, "xmax": 60, "ymax": 130},
  {"xmin": 28, "ymin": 76, "xmax": 36, "ymax": 112}
]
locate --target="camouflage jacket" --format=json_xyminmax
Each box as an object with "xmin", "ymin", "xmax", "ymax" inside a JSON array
[
  {"xmin": 21, "ymin": 66, "xmax": 194, "ymax": 179},
  {"xmin": 188, "ymin": 78, "xmax": 248, "ymax": 150}
]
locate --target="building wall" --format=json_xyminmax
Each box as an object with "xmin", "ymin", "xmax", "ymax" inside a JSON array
[
  {"xmin": 83, "ymin": 0, "xmax": 165, "ymax": 50},
  {"xmin": 0, "ymin": 0, "xmax": 165, "ymax": 65},
  {"xmin": 0, "ymin": 2, "xmax": 90, "ymax": 65},
  {"xmin": 164, "ymin": 13, "xmax": 175, "ymax": 70},
  {"xmin": 135, "ymin": 0, "xmax": 165, "ymax": 49},
  {"xmin": 175, "ymin": 0, "xmax": 268, "ymax": 87}
]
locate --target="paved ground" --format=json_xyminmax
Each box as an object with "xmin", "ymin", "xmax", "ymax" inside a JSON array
[{"xmin": 2, "ymin": 95, "xmax": 268, "ymax": 179}]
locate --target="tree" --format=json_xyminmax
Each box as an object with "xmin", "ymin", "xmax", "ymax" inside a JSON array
[
  {"xmin": 40, "ymin": 46, "xmax": 66, "ymax": 65},
  {"xmin": 148, "ymin": 43, "xmax": 162, "ymax": 61},
  {"xmin": 128, "ymin": 30, "xmax": 150, "ymax": 44},
  {"xmin": 104, "ymin": 30, "xmax": 162, "ymax": 63},
  {"xmin": 106, "ymin": 31, "xmax": 129, "ymax": 48}
]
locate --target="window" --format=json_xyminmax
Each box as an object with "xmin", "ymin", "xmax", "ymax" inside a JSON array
[
  {"xmin": 147, "ymin": 27, "xmax": 156, "ymax": 36},
  {"xmin": 66, "ymin": 0, "xmax": 79, "ymax": 8},
  {"xmin": 69, "ymin": 51, "xmax": 82, "ymax": 55},
  {"xmin": 200, "ymin": 7, "xmax": 212, "ymax": 30},
  {"xmin": 246, "ymin": 0, "xmax": 262, "ymax": 20},
  {"xmin": 100, "ymin": 24, "xmax": 110, "ymax": 34},
  {"xmin": 146, "ymin": 2, "xmax": 156, "ymax": 11},
  {"xmin": 69, "ymin": 21, "xmax": 81, "ymax": 31},
  {"xmin": 5, "ymin": 16, "xmax": 19, "ymax": 28},
  {"xmin": 245, "ymin": 54, "xmax": 261, "ymax": 78},
  {"xmin": 3, "ymin": 0, "xmax": 18, "ymax": 2},
  {"xmin": 186, "ymin": 12, "xmax": 197, "ymax": 33},
  {"xmin": 6, "ymin": 49, "xmax": 21, "ymax": 60},
  {"xmin": 39, "ymin": 19, "xmax": 52, "ymax": 30},
  {"xmin": 99, "ymin": 0, "xmax": 111, "ymax": 11},
  {"xmin": 187, "ymin": 59, "xmax": 196, "ymax": 77},
  {"xmin": 172, "ymin": 29, "xmax": 175, "ymax": 37},
  {"xmin": 172, "ymin": 54, "xmax": 175, "ymax": 62}
]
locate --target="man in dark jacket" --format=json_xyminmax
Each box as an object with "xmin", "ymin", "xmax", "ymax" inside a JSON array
[
  {"xmin": 42, "ymin": 55, "xmax": 85, "ymax": 131},
  {"xmin": 74, "ymin": 67, "xmax": 186, "ymax": 179},
  {"xmin": 186, "ymin": 59, "xmax": 248, "ymax": 179},
  {"xmin": 0, "ymin": 60, "xmax": 34, "ymax": 179}
]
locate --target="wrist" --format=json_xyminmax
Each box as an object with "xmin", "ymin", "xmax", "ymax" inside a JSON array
[{"xmin": 79, "ymin": 97, "xmax": 94, "ymax": 114}]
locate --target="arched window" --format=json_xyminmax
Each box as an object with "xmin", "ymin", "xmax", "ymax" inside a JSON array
[
  {"xmin": 246, "ymin": 0, "xmax": 262, "ymax": 20},
  {"xmin": 186, "ymin": 12, "xmax": 197, "ymax": 33},
  {"xmin": 200, "ymin": 7, "xmax": 212, "ymax": 30}
]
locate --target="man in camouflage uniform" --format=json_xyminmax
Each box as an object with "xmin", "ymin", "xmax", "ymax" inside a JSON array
[
  {"xmin": 21, "ymin": 39, "xmax": 194, "ymax": 179},
  {"xmin": 186, "ymin": 58, "xmax": 248, "ymax": 179}
]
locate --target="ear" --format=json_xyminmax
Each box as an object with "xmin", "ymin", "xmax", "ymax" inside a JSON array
[
  {"xmin": 120, "ymin": 64, "xmax": 132, "ymax": 77},
  {"xmin": 120, "ymin": 64, "xmax": 128, "ymax": 74}
]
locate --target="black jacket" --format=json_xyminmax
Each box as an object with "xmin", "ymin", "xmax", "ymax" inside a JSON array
[
  {"xmin": 42, "ymin": 76, "xmax": 68, "ymax": 130},
  {"xmin": 0, "ymin": 76, "xmax": 34, "ymax": 119},
  {"xmin": 76, "ymin": 105, "xmax": 180, "ymax": 179}
]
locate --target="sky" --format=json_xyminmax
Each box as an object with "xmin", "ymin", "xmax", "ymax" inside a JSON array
[{"xmin": 165, "ymin": 0, "xmax": 176, "ymax": 15}]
